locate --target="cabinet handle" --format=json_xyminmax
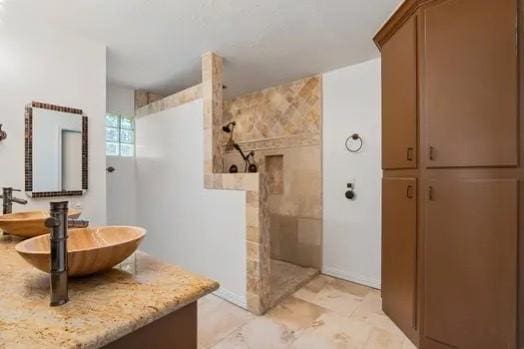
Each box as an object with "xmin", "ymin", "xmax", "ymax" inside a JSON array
[
  {"xmin": 407, "ymin": 147, "xmax": 414, "ymax": 162},
  {"xmin": 406, "ymin": 185, "xmax": 414, "ymax": 199},
  {"xmin": 429, "ymin": 146, "xmax": 435, "ymax": 161},
  {"xmin": 428, "ymin": 186, "xmax": 434, "ymax": 201}
]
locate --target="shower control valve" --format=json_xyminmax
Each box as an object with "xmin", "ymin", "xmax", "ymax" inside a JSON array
[{"xmin": 345, "ymin": 183, "xmax": 356, "ymax": 200}]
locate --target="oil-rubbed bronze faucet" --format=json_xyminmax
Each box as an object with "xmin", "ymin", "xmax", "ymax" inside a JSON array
[
  {"xmin": 44, "ymin": 201, "xmax": 89, "ymax": 306},
  {"xmin": 0, "ymin": 187, "xmax": 28, "ymax": 214}
]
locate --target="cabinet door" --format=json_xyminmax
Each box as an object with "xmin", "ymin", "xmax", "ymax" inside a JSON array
[
  {"xmin": 382, "ymin": 16, "xmax": 418, "ymax": 169},
  {"xmin": 423, "ymin": 0, "xmax": 518, "ymax": 167},
  {"xmin": 382, "ymin": 178, "xmax": 417, "ymax": 340},
  {"xmin": 425, "ymin": 179, "xmax": 517, "ymax": 348}
]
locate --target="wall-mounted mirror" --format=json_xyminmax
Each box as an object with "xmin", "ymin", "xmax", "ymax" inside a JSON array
[{"xmin": 25, "ymin": 102, "xmax": 88, "ymax": 198}]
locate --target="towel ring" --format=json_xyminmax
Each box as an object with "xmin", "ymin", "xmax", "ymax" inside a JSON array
[{"xmin": 345, "ymin": 133, "xmax": 363, "ymax": 153}]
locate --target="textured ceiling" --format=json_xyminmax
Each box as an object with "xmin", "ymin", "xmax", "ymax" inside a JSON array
[{"xmin": 0, "ymin": 0, "xmax": 401, "ymax": 97}]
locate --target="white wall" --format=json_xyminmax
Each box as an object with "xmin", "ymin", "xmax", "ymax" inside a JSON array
[
  {"xmin": 322, "ymin": 58, "xmax": 382, "ymax": 288},
  {"xmin": 135, "ymin": 99, "xmax": 247, "ymax": 305},
  {"xmin": 0, "ymin": 26, "xmax": 107, "ymax": 225},
  {"xmin": 106, "ymin": 156, "xmax": 137, "ymax": 226},
  {"xmin": 107, "ymin": 84, "xmax": 135, "ymax": 116},
  {"xmin": 106, "ymin": 84, "xmax": 137, "ymax": 226}
]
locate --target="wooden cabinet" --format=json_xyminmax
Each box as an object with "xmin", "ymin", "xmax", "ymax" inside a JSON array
[
  {"xmin": 424, "ymin": 179, "xmax": 517, "ymax": 348},
  {"xmin": 423, "ymin": 0, "xmax": 518, "ymax": 168},
  {"xmin": 376, "ymin": 0, "xmax": 521, "ymax": 347},
  {"xmin": 382, "ymin": 16, "xmax": 418, "ymax": 169},
  {"xmin": 382, "ymin": 178, "xmax": 418, "ymax": 342}
]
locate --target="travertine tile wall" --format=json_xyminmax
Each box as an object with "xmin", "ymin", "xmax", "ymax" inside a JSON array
[
  {"xmin": 202, "ymin": 53, "xmax": 271, "ymax": 315},
  {"xmin": 223, "ymin": 76, "xmax": 322, "ymax": 269},
  {"xmin": 135, "ymin": 85, "xmax": 202, "ymax": 117},
  {"xmin": 134, "ymin": 90, "xmax": 165, "ymax": 110},
  {"xmin": 223, "ymin": 76, "xmax": 321, "ymax": 142}
]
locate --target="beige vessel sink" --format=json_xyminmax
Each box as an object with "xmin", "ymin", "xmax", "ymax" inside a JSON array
[
  {"xmin": 0, "ymin": 209, "xmax": 81, "ymax": 238},
  {"xmin": 15, "ymin": 226, "xmax": 146, "ymax": 276}
]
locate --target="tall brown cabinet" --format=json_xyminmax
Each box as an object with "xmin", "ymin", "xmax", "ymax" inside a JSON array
[{"xmin": 375, "ymin": 0, "xmax": 521, "ymax": 348}]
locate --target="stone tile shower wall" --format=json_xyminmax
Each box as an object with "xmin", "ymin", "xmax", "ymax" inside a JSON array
[{"xmin": 223, "ymin": 76, "xmax": 322, "ymax": 269}]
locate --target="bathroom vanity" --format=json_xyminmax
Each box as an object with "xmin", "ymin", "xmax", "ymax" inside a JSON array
[{"xmin": 0, "ymin": 234, "xmax": 218, "ymax": 348}]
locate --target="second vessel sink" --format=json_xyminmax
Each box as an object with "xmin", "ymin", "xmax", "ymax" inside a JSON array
[
  {"xmin": 15, "ymin": 226, "xmax": 146, "ymax": 276},
  {"xmin": 0, "ymin": 209, "xmax": 81, "ymax": 238}
]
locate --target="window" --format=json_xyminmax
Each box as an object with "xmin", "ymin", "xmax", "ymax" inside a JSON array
[{"xmin": 105, "ymin": 114, "xmax": 135, "ymax": 157}]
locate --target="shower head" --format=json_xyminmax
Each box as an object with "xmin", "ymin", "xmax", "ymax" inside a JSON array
[{"xmin": 222, "ymin": 121, "xmax": 236, "ymax": 133}]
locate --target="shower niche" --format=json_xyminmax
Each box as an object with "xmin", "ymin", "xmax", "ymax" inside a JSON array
[
  {"xmin": 265, "ymin": 155, "xmax": 284, "ymax": 195},
  {"xmin": 263, "ymin": 152, "xmax": 321, "ymax": 307}
]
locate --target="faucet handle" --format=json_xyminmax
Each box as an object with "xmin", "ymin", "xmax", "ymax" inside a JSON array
[{"xmin": 45, "ymin": 217, "xmax": 60, "ymax": 228}]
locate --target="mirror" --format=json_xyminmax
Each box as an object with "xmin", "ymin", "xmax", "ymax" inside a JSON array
[{"xmin": 25, "ymin": 102, "xmax": 88, "ymax": 198}]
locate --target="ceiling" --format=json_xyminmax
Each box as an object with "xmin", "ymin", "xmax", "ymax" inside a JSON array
[{"xmin": 0, "ymin": 0, "xmax": 401, "ymax": 97}]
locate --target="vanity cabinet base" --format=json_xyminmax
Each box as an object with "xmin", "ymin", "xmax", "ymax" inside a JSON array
[{"xmin": 104, "ymin": 302, "xmax": 197, "ymax": 349}]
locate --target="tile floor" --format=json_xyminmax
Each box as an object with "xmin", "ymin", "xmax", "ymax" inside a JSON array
[{"xmin": 198, "ymin": 274, "xmax": 416, "ymax": 349}]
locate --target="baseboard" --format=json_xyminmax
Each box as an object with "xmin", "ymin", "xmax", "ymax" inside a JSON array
[
  {"xmin": 322, "ymin": 266, "xmax": 381, "ymax": 289},
  {"xmin": 212, "ymin": 288, "xmax": 247, "ymax": 309}
]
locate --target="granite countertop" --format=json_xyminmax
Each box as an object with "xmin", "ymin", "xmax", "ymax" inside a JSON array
[{"xmin": 0, "ymin": 234, "xmax": 219, "ymax": 349}]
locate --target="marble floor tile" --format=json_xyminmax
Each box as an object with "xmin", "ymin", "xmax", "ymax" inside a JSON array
[
  {"xmin": 329, "ymin": 278, "xmax": 373, "ymax": 298},
  {"xmin": 198, "ymin": 294, "xmax": 254, "ymax": 349},
  {"xmin": 306, "ymin": 284, "xmax": 365, "ymax": 317},
  {"xmin": 351, "ymin": 289, "xmax": 384, "ymax": 320},
  {"xmin": 199, "ymin": 275, "xmax": 410, "ymax": 349},
  {"xmin": 267, "ymin": 296, "xmax": 328, "ymax": 331},
  {"xmin": 364, "ymin": 328, "xmax": 404, "ymax": 349},
  {"xmin": 290, "ymin": 312, "xmax": 373, "ymax": 349},
  {"xmin": 211, "ymin": 316, "xmax": 298, "ymax": 349},
  {"xmin": 293, "ymin": 274, "xmax": 333, "ymax": 303},
  {"xmin": 362, "ymin": 313, "xmax": 406, "ymax": 338},
  {"xmin": 402, "ymin": 338, "xmax": 418, "ymax": 349}
]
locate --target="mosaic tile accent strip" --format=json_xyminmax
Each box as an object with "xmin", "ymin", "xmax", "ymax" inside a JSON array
[
  {"xmin": 135, "ymin": 84, "xmax": 203, "ymax": 117},
  {"xmin": 25, "ymin": 102, "xmax": 88, "ymax": 198},
  {"xmin": 31, "ymin": 101, "xmax": 83, "ymax": 115},
  {"xmin": 24, "ymin": 105, "xmax": 33, "ymax": 192},
  {"xmin": 82, "ymin": 115, "xmax": 88, "ymax": 190},
  {"xmin": 223, "ymin": 133, "xmax": 321, "ymax": 153},
  {"xmin": 30, "ymin": 191, "xmax": 85, "ymax": 198}
]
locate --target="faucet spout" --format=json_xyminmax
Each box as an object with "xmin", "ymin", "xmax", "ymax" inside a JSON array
[
  {"xmin": 45, "ymin": 201, "xmax": 89, "ymax": 307},
  {"xmin": 68, "ymin": 219, "xmax": 89, "ymax": 229},
  {"xmin": 0, "ymin": 187, "xmax": 28, "ymax": 215},
  {"xmin": 11, "ymin": 197, "xmax": 28, "ymax": 205}
]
